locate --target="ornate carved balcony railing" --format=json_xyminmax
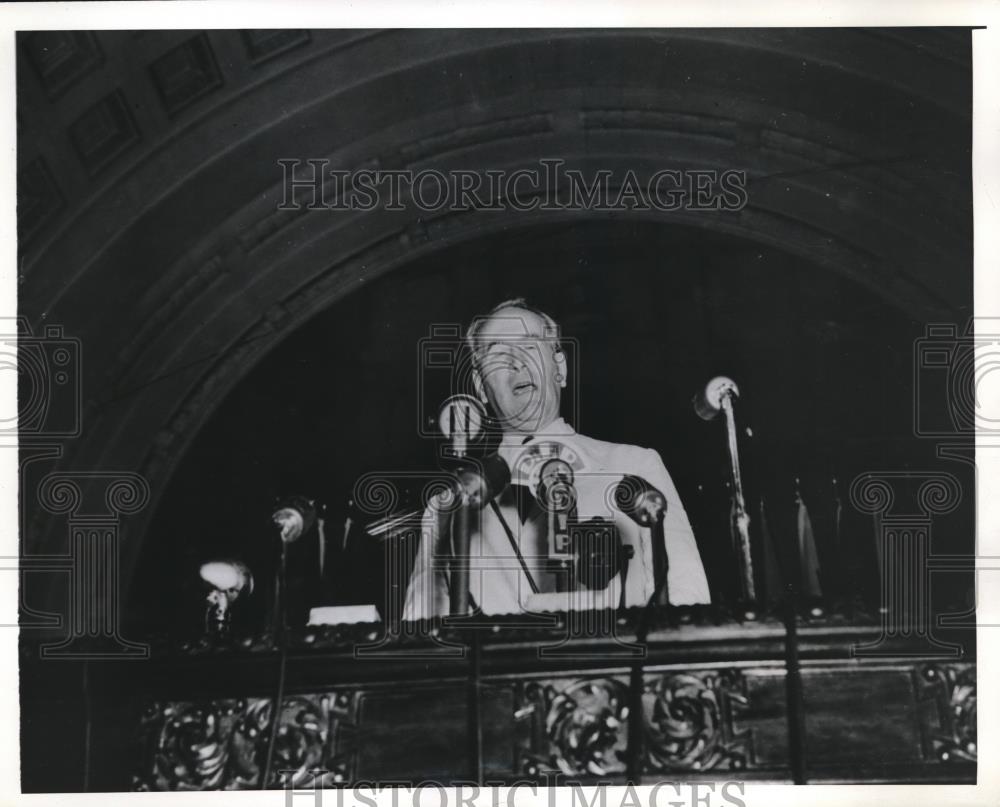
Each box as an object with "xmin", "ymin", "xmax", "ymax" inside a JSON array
[{"xmin": 19, "ymin": 604, "xmax": 977, "ymax": 791}]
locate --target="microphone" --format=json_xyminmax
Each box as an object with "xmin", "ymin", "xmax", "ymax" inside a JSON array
[
  {"xmin": 199, "ymin": 559, "xmax": 254, "ymax": 638},
  {"xmin": 535, "ymin": 458, "xmax": 576, "ymax": 562},
  {"xmin": 615, "ymin": 475, "xmax": 670, "ymax": 610},
  {"xmin": 614, "ymin": 475, "xmax": 667, "ymax": 527},
  {"xmin": 693, "ymin": 374, "xmax": 756, "ymax": 602},
  {"xmin": 438, "ymin": 394, "xmax": 485, "ymax": 458},
  {"xmin": 449, "ymin": 453, "xmax": 511, "ymax": 616},
  {"xmin": 535, "ymin": 458, "xmax": 576, "ymax": 512},
  {"xmin": 270, "ymin": 496, "xmax": 317, "ymax": 543},
  {"xmin": 693, "ymin": 376, "xmax": 740, "ymax": 421},
  {"xmin": 364, "ymin": 395, "xmax": 489, "ymax": 542},
  {"xmin": 533, "ymin": 460, "xmax": 631, "ymax": 594},
  {"xmin": 364, "ymin": 454, "xmax": 510, "ymax": 540},
  {"xmin": 454, "ymin": 452, "xmax": 511, "ymax": 510}
]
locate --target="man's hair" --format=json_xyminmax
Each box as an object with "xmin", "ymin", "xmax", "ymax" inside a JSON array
[{"xmin": 464, "ymin": 298, "xmax": 562, "ymax": 360}]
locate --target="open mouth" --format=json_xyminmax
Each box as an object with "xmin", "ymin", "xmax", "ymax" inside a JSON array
[{"xmin": 512, "ymin": 380, "xmax": 536, "ymax": 396}]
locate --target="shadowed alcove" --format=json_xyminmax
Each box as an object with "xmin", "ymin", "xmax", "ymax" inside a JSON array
[
  {"xmin": 17, "ymin": 31, "xmax": 972, "ymax": 624},
  {"xmin": 130, "ymin": 215, "xmax": 972, "ymax": 635}
]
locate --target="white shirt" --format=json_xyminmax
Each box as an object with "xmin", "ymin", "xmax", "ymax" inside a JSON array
[{"xmin": 402, "ymin": 418, "xmax": 710, "ymax": 620}]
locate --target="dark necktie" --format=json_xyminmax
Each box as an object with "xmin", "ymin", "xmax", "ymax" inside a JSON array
[{"xmin": 513, "ymin": 484, "xmax": 540, "ymax": 525}]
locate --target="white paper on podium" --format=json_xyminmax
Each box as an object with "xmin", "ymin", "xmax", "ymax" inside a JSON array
[
  {"xmin": 524, "ymin": 586, "xmax": 620, "ymax": 613},
  {"xmin": 307, "ymin": 605, "xmax": 381, "ymax": 625}
]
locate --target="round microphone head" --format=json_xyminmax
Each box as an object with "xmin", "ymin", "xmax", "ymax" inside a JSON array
[
  {"xmin": 693, "ymin": 376, "xmax": 740, "ymax": 421},
  {"xmin": 438, "ymin": 395, "xmax": 486, "ymax": 452},
  {"xmin": 536, "ymin": 457, "xmax": 576, "ymax": 513},
  {"xmin": 456, "ymin": 453, "xmax": 511, "ymax": 510},
  {"xmin": 199, "ymin": 559, "xmax": 254, "ymax": 597},
  {"xmin": 614, "ymin": 475, "xmax": 667, "ymax": 526}
]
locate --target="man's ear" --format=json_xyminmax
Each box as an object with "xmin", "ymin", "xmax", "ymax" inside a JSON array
[
  {"xmin": 472, "ymin": 367, "xmax": 488, "ymax": 403},
  {"xmin": 554, "ymin": 348, "xmax": 568, "ymax": 388}
]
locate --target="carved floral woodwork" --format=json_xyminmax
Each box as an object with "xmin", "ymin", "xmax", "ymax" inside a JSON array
[
  {"xmin": 132, "ymin": 661, "xmax": 976, "ymax": 789},
  {"xmin": 133, "ymin": 691, "xmax": 358, "ymax": 790},
  {"xmin": 518, "ymin": 677, "xmax": 631, "ymax": 776},
  {"xmin": 514, "ymin": 670, "xmax": 752, "ymax": 777},
  {"xmin": 642, "ymin": 670, "xmax": 752, "ymax": 772},
  {"xmin": 916, "ymin": 663, "xmax": 977, "ymax": 763}
]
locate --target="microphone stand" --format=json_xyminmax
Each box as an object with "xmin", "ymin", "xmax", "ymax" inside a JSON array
[
  {"xmin": 695, "ymin": 377, "xmax": 755, "ymax": 603},
  {"xmin": 617, "ymin": 477, "xmax": 669, "ymax": 784},
  {"xmin": 721, "ymin": 390, "xmax": 756, "ymax": 602},
  {"xmin": 449, "ymin": 489, "xmax": 473, "ymax": 617},
  {"xmin": 628, "ymin": 507, "xmax": 673, "ymax": 782},
  {"xmin": 447, "ymin": 456, "xmax": 509, "ymax": 785},
  {"xmin": 635, "ymin": 509, "xmax": 670, "ymax": 642},
  {"xmin": 648, "ymin": 512, "xmax": 670, "ymax": 610},
  {"xmin": 446, "ymin": 454, "xmax": 511, "ymax": 618},
  {"xmin": 260, "ymin": 537, "xmax": 289, "ymax": 789},
  {"xmin": 439, "ymin": 395, "xmax": 484, "ymax": 618}
]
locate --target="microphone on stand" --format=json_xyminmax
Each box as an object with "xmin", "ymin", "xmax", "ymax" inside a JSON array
[
  {"xmin": 261, "ymin": 494, "xmax": 319, "ymax": 790},
  {"xmin": 448, "ymin": 452, "xmax": 511, "ymax": 616},
  {"xmin": 693, "ymin": 375, "xmax": 740, "ymax": 422},
  {"xmin": 436, "ymin": 393, "xmax": 504, "ymax": 617},
  {"xmin": 616, "ymin": 473, "xmax": 669, "ymax": 786},
  {"xmin": 535, "ymin": 457, "xmax": 576, "ymax": 557},
  {"xmin": 454, "ymin": 452, "xmax": 511, "ymax": 510},
  {"xmin": 615, "ymin": 475, "xmax": 667, "ymax": 526},
  {"xmin": 268, "ymin": 497, "xmax": 317, "ymax": 633},
  {"xmin": 362, "ymin": 394, "xmax": 488, "ymax": 540},
  {"xmin": 615, "ymin": 475, "xmax": 669, "ymax": 609},
  {"xmin": 693, "ymin": 375, "xmax": 756, "ymax": 602},
  {"xmin": 439, "ymin": 394, "xmax": 485, "ymax": 460},
  {"xmin": 533, "ymin": 458, "xmax": 635, "ymax": 595}
]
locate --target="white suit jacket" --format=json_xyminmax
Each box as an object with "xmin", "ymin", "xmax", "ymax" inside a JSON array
[{"xmin": 402, "ymin": 418, "xmax": 710, "ymax": 620}]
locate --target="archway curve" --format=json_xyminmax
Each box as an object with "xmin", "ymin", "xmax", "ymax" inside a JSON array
[
  {"xmin": 17, "ymin": 28, "xmax": 971, "ymax": 613},
  {"xmin": 121, "ymin": 199, "xmax": 932, "ymax": 588},
  {"xmin": 129, "ymin": 211, "xmax": 939, "ymax": 628}
]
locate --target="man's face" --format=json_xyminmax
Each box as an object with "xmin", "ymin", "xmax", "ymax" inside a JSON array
[{"xmin": 472, "ymin": 307, "xmax": 565, "ymax": 434}]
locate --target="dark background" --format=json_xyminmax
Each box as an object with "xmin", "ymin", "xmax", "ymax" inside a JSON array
[{"xmin": 130, "ymin": 217, "xmax": 975, "ymax": 634}]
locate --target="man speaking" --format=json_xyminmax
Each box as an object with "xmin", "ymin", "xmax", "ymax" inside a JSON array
[{"xmin": 402, "ymin": 299, "xmax": 710, "ymax": 621}]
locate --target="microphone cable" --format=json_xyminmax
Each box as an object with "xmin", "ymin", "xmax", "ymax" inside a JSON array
[{"xmin": 635, "ymin": 528, "xmax": 669, "ymax": 644}]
